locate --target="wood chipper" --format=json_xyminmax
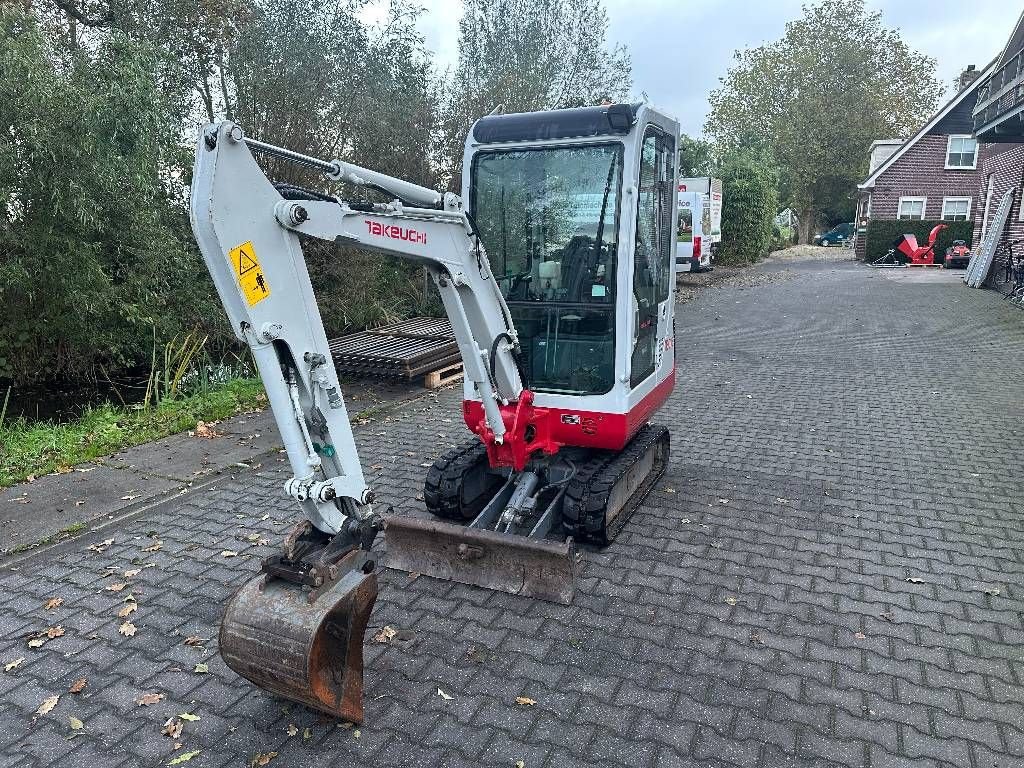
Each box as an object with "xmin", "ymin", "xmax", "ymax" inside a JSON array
[
  {"xmin": 870, "ymin": 223, "xmax": 948, "ymax": 267},
  {"xmin": 188, "ymin": 103, "xmax": 680, "ymax": 722}
]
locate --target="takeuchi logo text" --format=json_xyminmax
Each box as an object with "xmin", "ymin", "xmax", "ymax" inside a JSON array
[{"xmin": 365, "ymin": 220, "xmax": 427, "ymax": 245}]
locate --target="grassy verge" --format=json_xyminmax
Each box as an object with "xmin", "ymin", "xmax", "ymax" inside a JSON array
[{"xmin": 0, "ymin": 378, "xmax": 266, "ymax": 488}]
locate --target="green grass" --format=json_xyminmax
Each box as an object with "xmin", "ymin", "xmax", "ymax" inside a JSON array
[{"xmin": 0, "ymin": 378, "xmax": 266, "ymax": 488}]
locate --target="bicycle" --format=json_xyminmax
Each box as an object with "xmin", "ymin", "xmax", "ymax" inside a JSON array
[{"xmin": 999, "ymin": 238, "xmax": 1024, "ymax": 305}]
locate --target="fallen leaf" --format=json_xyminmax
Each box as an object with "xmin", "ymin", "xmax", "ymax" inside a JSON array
[
  {"xmin": 193, "ymin": 663, "xmax": 208, "ymax": 674},
  {"xmin": 107, "ymin": 582, "xmax": 127, "ymax": 592},
  {"xmin": 436, "ymin": 688, "xmax": 453, "ymax": 701},
  {"xmin": 336, "ymin": 722, "xmax": 353, "ymax": 730},
  {"xmin": 28, "ymin": 638, "xmax": 45, "ymax": 649},
  {"xmin": 303, "ymin": 727, "xmax": 311, "ymax": 740},
  {"xmin": 68, "ymin": 678, "xmax": 87, "ymax": 693},
  {"xmin": 286, "ymin": 724, "xmax": 298, "ymax": 737},
  {"xmin": 44, "ymin": 597, "xmax": 63, "ymax": 610},
  {"xmin": 118, "ymin": 603, "xmax": 137, "ymax": 618},
  {"xmin": 183, "ymin": 636, "xmax": 206, "ymax": 647},
  {"xmin": 88, "ymin": 538, "xmax": 114, "ymax": 553},
  {"xmin": 119, "ymin": 622, "xmax": 137, "ymax": 637},
  {"xmin": 220, "ymin": 550, "xmax": 238, "ymax": 558},
  {"xmin": 136, "ymin": 692, "xmax": 165, "ymax": 706},
  {"xmin": 5, "ymin": 657, "xmax": 25, "ymax": 672},
  {"xmin": 373, "ymin": 626, "xmax": 397, "ymax": 643},
  {"xmin": 195, "ymin": 421, "xmax": 222, "ymax": 439},
  {"xmin": 663, "ymin": 487, "xmax": 676, "ymax": 493},
  {"xmin": 724, "ymin": 596, "xmax": 738, "ymax": 606},
  {"xmin": 983, "ymin": 587, "xmax": 1001, "ymax": 597},
  {"xmin": 68, "ymin": 715, "xmax": 84, "ymax": 730},
  {"xmin": 120, "ymin": 495, "xmax": 139, "ymax": 501},
  {"xmin": 47, "ymin": 626, "xmax": 65, "ymax": 639},
  {"xmin": 162, "ymin": 718, "xmax": 184, "ymax": 739},
  {"xmin": 123, "ymin": 569, "xmax": 141, "ymax": 578},
  {"xmin": 178, "ymin": 713, "xmax": 200, "ymax": 722},
  {"xmin": 250, "ymin": 753, "xmax": 278, "ymax": 767},
  {"xmin": 353, "ymin": 729, "xmax": 361, "ymax": 739},
  {"xmin": 718, "ymin": 498, "xmax": 729, "ymax": 504},
  {"xmin": 36, "ymin": 694, "xmax": 59, "ymax": 716},
  {"xmin": 168, "ymin": 750, "xmax": 200, "ymax": 765},
  {"xmin": 142, "ymin": 540, "xmax": 162, "ymax": 553},
  {"xmin": 515, "ymin": 696, "xmax": 537, "ymax": 706},
  {"xmin": 854, "ymin": 632, "xmax": 867, "ymax": 640},
  {"xmin": 515, "ymin": 762, "xmax": 525, "ymax": 768},
  {"xmin": 905, "ymin": 577, "xmax": 925, "ymax": 584}
]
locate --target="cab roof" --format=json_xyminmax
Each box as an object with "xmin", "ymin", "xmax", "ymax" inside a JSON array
[{"xmin": 471, "ymin": 103, "xmax": 642, "ymax": 144}]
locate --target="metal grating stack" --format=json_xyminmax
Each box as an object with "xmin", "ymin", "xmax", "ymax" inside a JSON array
[{"xmin": 328, "ymin": 317, "xmax": 460, "ymax": 379}]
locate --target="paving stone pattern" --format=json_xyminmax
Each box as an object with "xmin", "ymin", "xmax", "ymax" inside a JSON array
[{"xmin": 2, "ymin": 259, "xmax": 1024, "ymax": 768}]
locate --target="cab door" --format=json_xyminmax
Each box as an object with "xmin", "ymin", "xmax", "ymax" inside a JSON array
[{"xmin": 630, "ymin": 125, "xmax": 675, "ymax": 387}]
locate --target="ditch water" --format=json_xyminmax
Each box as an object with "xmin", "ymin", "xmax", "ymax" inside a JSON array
[{"xmin": 1, "ymin": 361, "xmax": 253, "ymax": 425}]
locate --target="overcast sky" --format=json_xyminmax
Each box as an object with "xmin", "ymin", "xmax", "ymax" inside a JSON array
[{"xmin": 402, "ymin": 0, "xmax": 1016, "ymax": 136}]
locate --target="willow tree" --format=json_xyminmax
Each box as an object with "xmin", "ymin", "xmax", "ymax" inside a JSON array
[
  {"xmin": 439, "ymin": 0, "xmax": 632, "ymax": 188},
  {"xmin": 705, "ymin": 0, "xmax": 940, "ymax": 242}
]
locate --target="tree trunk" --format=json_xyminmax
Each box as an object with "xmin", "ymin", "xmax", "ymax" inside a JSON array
[{"xmin": 797, "ymin": 208, "xmax": 816, "ymax": 244}]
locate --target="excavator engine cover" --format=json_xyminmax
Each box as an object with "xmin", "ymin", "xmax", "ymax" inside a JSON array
[{"xmin": 219, "ymin": 565, "xmax": 377, "ymax": 723}]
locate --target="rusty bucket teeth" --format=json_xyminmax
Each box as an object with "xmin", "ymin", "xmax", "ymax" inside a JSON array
[
  {"xmin": 219, "ymin": 567, "xmax": 377, "ymax": 723},
  {"xmin": 383, "ymin": 516, "xmax": 576, "ymax": 605}
]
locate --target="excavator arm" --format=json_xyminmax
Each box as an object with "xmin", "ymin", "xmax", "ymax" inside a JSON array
[
  {"xmin": 190, "ymin": 121, "xmax": 525, "ymax": 537},
  {"xmin": 190, "ymin": 121, "xmax": 565, "ymax": 724}
]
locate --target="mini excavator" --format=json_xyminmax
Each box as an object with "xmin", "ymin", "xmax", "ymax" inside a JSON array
[{"xmin": 189, "ymin": 103, "xmax": 680, "ymax": 723}]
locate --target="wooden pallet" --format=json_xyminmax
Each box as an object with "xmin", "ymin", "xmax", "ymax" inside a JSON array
[{"xmin": 424, "ymin": 361, "xmax": 463, "ymax": 389}]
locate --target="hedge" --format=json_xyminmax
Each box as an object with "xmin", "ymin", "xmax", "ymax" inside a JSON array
[{"xmin": 862, "ymin": 219, "xmax": 974, "ymax": 263}]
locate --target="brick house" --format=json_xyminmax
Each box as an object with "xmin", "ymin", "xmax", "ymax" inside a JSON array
[
  {"xmin": 971, "ymin": 9, "xmax": 1024, "ymax": 278},
  {"xmin": 854, "ymin": 65, "xmax": 989, "ymax": 260}
]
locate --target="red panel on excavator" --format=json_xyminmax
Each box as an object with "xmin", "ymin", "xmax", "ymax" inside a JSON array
[{"xmin": 462, "ymin": 368, "xmax": 676, "ymax": 464}]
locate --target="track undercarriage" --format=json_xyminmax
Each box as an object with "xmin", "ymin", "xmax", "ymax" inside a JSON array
[{"xmin": 385, "ymin": 424, "xmax": 670, "ymax": 604}]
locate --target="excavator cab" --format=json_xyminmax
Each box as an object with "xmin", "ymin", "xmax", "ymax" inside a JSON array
[{"xmin": 190, "ymin": 104, "xmax": 679, "ymax": 724}]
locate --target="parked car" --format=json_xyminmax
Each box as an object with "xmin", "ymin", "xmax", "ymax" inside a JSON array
[{"xmin": 815, "ymin": 222, "xmax": 855, "ymax": 247}]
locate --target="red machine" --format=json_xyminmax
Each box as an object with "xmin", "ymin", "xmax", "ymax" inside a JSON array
[{"xmin": 894, "ymin": 223, "xmax": 948, "ymax": 266}]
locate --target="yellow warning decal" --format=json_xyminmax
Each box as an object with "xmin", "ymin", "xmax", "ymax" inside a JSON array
[{"xmin": 228, "ymin": 241, "xmax": 270, "ymax": 307}]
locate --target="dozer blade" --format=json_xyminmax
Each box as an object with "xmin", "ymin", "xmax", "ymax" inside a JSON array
[
  {"xmin": 219, "ymin": 566, "xmax": 377, "ymax": 723},
  {"xmin": 384, "ymin": 516, "xmax": 576, "ymax": 604}
]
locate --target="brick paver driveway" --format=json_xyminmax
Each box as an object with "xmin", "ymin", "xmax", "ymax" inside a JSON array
[{"xmin": 3, "ymin": 258, "xmax": 1024, "ymax": 768}]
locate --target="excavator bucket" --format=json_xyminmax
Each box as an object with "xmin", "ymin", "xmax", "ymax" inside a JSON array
[
  {"xmin": 219, "ymin": 566, "xmax": 378, "ymax": 723},
  {"xmin": 384, "ymin": 516, "xmax": 577, "ymax": 605}
]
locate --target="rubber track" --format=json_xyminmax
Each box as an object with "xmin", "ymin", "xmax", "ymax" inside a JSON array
[
  {"xmin": 562, "ymin": 424, "xmax": 670, "ymax": 544},
  {"xmin": 423, "ymin": 438, "xmax": 497, "ymax": 521}
]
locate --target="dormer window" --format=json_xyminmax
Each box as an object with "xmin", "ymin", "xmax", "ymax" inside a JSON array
[{"xmin": 946, "ymin": 135, "xmax": 978, "ymax": 169}]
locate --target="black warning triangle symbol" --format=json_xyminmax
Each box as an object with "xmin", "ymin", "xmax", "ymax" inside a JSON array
[{"xmin": 237, "ymin": 246, "xmax": 259, "ymax": 276}]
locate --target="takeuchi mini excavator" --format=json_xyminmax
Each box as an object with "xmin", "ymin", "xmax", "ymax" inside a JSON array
[{"xmin": 189, "ymin": 103, "xmax": 680, "ymax": 723}]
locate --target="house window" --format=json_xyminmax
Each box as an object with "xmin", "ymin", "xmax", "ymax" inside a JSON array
[
  {"xmin": 941, "ymin": 197, "xmax": 971, "ymax": 221},
  {"xmin": 945, "ymin": 135, "xmax": 978, "ymax": 169},
  {"xmin": 898, "ymin": 197, "xmax": 927, "ymax": 220}
]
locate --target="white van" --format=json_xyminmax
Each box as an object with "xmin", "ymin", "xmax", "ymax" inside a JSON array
[{"xmin": 676, "ymin": 191, "xmax": 711, "ymax": 273}]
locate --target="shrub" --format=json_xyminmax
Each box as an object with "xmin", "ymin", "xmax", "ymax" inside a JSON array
[
  {"xmin": 714, "ymin": 148, "xmax": 779, "ymax": 265},
  {"xmin": 862, "ymin": 219, "xmax": 974, "ymax": 262}
]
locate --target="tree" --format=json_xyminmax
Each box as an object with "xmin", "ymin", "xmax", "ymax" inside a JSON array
[
  {"xmin": 0, "ymin": 7, "xmax": 213, "ymax": 383},
  {"xmin": 439, "ymin": 0, "xmax": 631, "ymax": 187},
  {"xmin": 705, "ymin": 0, "xmax": 940, "ymax": 243},
  {"xmin": 677, "ymin": 134, "xmax": 714, "ymax": 177}
]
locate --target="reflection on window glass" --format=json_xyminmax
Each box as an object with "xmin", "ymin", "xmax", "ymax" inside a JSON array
[{"xmin": 472, "ymin": 145, "xmax": 623, "ymax": 396}]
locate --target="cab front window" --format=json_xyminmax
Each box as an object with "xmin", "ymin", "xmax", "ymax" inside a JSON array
[{"xmin": 471, "ymin": 144, "xmax": 622, "ymax": 395}]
